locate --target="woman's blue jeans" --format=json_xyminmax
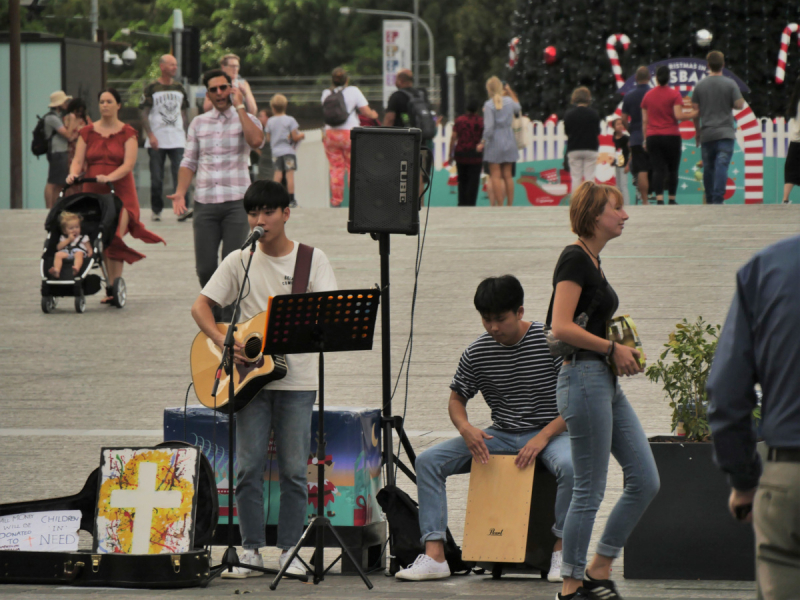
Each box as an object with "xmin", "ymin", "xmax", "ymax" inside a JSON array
[
  {"xmin": 234, "ymin": 389, "xmax": 316, "ymax": 550},
  {"xmin": 556, "ymin": 360, "xmax": 660, "ymax": 579}
]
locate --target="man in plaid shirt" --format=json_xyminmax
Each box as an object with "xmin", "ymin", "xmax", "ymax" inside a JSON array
[{"xmin": 169, "ymin": 69, "xmax": 265, "ymax": 289}]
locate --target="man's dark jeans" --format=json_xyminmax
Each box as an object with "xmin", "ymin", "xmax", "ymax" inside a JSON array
[
  {"xmin": 701, "ymin": 138, "xmax": 735, "ymax": 204},
  {"xmin": 149, "ymin": 148, "xmax": 189, "ymax": 214}
]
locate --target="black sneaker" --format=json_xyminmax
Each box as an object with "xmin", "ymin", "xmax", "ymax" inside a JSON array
[
  {"xmin": 583, "ymin": 576, "xmax": 624, "ymax": 599},
  {"xmin": 556, "ymin": 589, "xmax": 605, "ymax": 600}
]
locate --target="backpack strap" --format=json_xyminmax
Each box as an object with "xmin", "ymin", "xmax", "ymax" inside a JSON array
[{"xmin": 292, "ymin": 243, "xmax": 314, "ymax": 294}]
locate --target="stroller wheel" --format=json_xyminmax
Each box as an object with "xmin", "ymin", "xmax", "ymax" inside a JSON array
[
  {"xmin": 111, "ymin": 277, "xmax": 127, "ymax": 308},
  {"xmin": 75, "ymin": 296, "xmax": 86, "ymax": 313},
  {"xmin": 41, "ymin": 296, "xmax": 56, "ymax": 314}
]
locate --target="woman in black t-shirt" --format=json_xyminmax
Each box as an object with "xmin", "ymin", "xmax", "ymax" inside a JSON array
[{"xmin": 549, "ymin": 182, "xmax": 659, "ymax": 600}]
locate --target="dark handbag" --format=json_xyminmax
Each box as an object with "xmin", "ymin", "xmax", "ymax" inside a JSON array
[{"xmin": 544, "ymin": 287, "xmax": 602, "ymax": 357}]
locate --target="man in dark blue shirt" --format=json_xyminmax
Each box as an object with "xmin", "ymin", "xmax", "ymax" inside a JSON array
[
  {"xmin": 708, "ymin": 235, "xmax": 800, "ymax": 598},
  {"xmin": 621, "ymin": 67, "xmax": 652, "ymax": 205}
]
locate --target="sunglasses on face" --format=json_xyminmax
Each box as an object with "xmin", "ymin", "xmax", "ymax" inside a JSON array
[{"xmin": 208, "ymin": 84, "xmax": 230, "ymax": 94}]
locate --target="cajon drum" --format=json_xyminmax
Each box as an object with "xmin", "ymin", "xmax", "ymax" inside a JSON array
[{"xmin": 462, "ymin": 453, "xmax": 557, "ymax": 576}]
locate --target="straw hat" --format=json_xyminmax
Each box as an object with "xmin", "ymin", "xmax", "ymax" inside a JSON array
[{"xmin": 48, "ymin": 90, "xmax": 72, "ymax": 108}]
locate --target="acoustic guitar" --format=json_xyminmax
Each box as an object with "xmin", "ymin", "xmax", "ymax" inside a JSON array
[{"xmin": 190, "ymin": 310, "xmax": 288, "ymax": 412}]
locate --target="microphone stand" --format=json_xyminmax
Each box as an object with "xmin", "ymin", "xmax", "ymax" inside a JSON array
[{"xmin": 204, "ymin": 236, "xmax": 308, "ymax": 585}]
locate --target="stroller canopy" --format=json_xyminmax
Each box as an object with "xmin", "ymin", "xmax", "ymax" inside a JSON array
[{"xmin": 44, "ymin": 191, "xmax": 121, "ymax": 246}]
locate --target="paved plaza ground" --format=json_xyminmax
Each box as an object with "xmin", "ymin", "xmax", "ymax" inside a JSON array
[{"xmin": 2, "ymin": 203, "xmax": 798, "ymax": 599}]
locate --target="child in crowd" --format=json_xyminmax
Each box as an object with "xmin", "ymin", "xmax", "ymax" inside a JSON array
[
  {"xmin": 50, "ymin": 211, "xmax": 92, "ymax": 277},
  {"xmin": 266, "ymin": 94, "xmax": 304, "ymax": 208},
  {"xmin": 612, "ymin": 118, "xmax": 631, "ymax": 204}
]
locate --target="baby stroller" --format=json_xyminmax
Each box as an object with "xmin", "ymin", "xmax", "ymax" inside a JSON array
[{"xmin": 40, "ymin": 178, "xmax": 125, "ymax": 313}]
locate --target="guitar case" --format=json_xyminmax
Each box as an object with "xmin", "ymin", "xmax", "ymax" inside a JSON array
[{"xmin": 0, "ymin": 442, "xmax": 218, "ymax": 588}]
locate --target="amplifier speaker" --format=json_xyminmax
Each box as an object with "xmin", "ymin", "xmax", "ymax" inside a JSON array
[{"xmin": 348, "ymin": 127, "xmax": 421, "ymax": 235}]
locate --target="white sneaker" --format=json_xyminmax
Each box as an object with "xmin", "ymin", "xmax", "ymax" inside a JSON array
[
  {"xmin": 151, "ymin": 211, "xmax": 161, "ymax": 222},
  {"xmin": 279, "ymin": 551, "xmax": 306, "ymax": 577},
  {"xmin": 395, "ymin": 554, "xmax": 450, "ymax": 581},
  {"xmin": 221, "ymin": 549, "xmax": 264, "ymax": 579},
  {"xmin": 547, "ymin": 550, "xmax": 563, "ymax": 582}
]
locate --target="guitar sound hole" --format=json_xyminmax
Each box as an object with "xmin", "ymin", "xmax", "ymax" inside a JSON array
[{"xmin": 244, "ymin": 336, "xmax": 262, "ymax": 359}]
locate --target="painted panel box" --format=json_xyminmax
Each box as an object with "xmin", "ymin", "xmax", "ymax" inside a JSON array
[{"xmin": 164, "ymin": 406, "xmax": 382, "ymax": 528}]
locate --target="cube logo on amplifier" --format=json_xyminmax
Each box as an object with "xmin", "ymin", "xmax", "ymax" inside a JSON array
[
  {"xmin": 399, "ymin": 161, "xmax": 408, "ymax": 204},
  {"xmin": 348, "ymin": 127, "xmax": 421, "ymax": 235}
]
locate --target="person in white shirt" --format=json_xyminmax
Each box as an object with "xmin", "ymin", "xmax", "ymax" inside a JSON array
[
  {"xmin": 320, "ymin": 67, "xmax": 378, "ymax": 207},
  {"xmin": 191, "ymin": 179, "xmax": 337, "ymax": 579}
]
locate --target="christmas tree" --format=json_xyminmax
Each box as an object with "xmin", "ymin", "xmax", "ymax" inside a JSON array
[{"xmin": 509, "ymin": 0, "xmax": 799, "ymax": 120}]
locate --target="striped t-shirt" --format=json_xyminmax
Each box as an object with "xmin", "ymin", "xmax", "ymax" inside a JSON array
[{"xmin": 450, "ymin": 322, "xmax": 562, "ymax": 431}]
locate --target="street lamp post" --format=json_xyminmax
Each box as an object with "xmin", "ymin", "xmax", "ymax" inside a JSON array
[{"xmin": 340, "ymin": 6, "xmax": 434, "ymax": 94}]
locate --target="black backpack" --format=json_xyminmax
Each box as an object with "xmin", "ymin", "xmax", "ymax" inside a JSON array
[
  {"xmin": 31, "ymin": 111, "xmax": 56, "ymax": 158},
  {"xmin": 322, "ymin": 87, "xmax": 352, "ymax": 126},
  {"xmin": 400, "ymin": 89, "xmax": 437, "ymax": 141},
  {"xmin": 376, "ymin": 485, "xmax": 475, "ymax": 575}
]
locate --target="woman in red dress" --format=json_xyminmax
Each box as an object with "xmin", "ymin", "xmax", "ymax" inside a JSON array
[{"xmin": 67, "ymin": 88, "xmax": 165, "ymax": 304}]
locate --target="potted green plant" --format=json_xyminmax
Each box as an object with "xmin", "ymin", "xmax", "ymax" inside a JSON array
[{"xmin": 624, "ymin": 317, "xmax": 755, "ymax": 581}]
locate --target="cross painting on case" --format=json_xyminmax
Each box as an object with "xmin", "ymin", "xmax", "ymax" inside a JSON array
[{"xmin": 94, "ymin": 446, "xmax": 200, "ymax": 554}]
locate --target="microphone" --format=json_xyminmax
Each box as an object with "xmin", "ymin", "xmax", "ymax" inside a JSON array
[{"xmin": 240, "ymin": 226, "xmax": 265, "ymax": 250}]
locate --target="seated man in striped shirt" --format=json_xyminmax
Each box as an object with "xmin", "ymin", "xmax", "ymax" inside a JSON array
[{"xmin": 396, "ymin": 275, "xmax": 573, "ymax": 582}]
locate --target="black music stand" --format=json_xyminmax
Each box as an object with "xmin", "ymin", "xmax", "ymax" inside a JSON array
[{"xmin": 267, "ymin": 289, "xmax": 380, "ymax": 590}]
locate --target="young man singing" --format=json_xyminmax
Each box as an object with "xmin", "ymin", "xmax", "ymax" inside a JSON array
[
  {"xmin": 396, "ymin": 275, "xmax": 573, "ymax": 582},
  {"xmin": 191, "ymin": 180, "xmax": 337, "ymax": 578}
]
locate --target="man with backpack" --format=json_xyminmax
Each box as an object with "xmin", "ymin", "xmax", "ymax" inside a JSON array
[
  {"xmin": 384, "ymin": 69, "xmax": 437, "ymax": 203},
  {"xmin": 395, "ymin": 276, "xmax": 573, "ymax": 583},
  {"xmin": 40, "ymin": 91, "xmax": 74, "ymax": 208}
]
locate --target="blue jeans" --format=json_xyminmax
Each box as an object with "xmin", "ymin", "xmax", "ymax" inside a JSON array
[
  {"xmin": 415, "ymin": 427, "xmax": 574, "ymax": 545},
  {"xmin": 149, "ymin": 148, "xmax": 189, "ymax": 214},
  {"xmin": 234, "ymin": 389, "xmax": 316, "ymax": 550},
  {"xmin": 701, "ymin": 138, "xmax": 735, "ymax": 204},
  {"xmin": 556, "ymin": 360, "xmax": 660, "ymax": 579}
]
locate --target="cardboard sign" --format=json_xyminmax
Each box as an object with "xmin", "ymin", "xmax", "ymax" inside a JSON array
[{"xmin": 0, "ymin": 510, "xmax": 81, "ymax": 551}]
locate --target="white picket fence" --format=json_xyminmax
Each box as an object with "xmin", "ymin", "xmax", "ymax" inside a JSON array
[{"xmin": 431, "ymin": 117, "xmax": 794, "ymax": 170}]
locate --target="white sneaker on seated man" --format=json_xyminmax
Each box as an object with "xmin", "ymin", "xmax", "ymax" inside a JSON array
[{"xmin": 395, "ymin": 275, "xmax": 574, "ymax": 583}]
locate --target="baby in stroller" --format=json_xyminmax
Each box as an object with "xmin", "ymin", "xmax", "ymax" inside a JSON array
[{"xmin": 50, "ymin": 211, "xmax": 93, "ymax": 277}]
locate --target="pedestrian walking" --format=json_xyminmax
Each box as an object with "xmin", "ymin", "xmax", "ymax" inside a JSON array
[
  {"xmin": 641, "ymin": 66, "xmax": 697, "ymax": 205},
  {"xmin": 63, "ymin": 97, "xmax": 92, "ymax": 196},
  {"xmin": 44, "ymin": 90, "xmax": 73, "ymax": 208},
  {"xmin": 477, "ymin": 77, "xmax": 520, "ymax": 206},
  {"xmin": 690, "ymin": 51, "xmax": 745, "ymax": 205},
  {"xmin": 140, "ymin": 54, "xmax": 192, "ymax": 222},
  {"xmin": 168, "ymin": 69, "xmax": 264, "ymax": 293},
  {"xmin": 66, "ymin": 88, "xmax": 166, "ymax": 304},
  {"xmin": 266, "ymin": 94, "xmax": 304, "ymax": 208},
  {"xmin": 781, "ymin": 75, "xmax": 800, "ymax": 204},
  {"xmin": 448, "ymin": 98, "xmax": 484, "ymax": 206},
  {"xmin": 549, "ymin": 182, "xmax": 659, "ymax": 600},
  {"xmin": 621, "ymin": 67, "xmax": 652, "ymax": 205},
  {"xmin": 564, "ymin": 87, "xmax": 601, "ymax": 190},
  {"xmin": 612, "ymin": 118, "xmax": 631, "ymax": 204},
  {"xmin": 321, "ymin": 67, "xmax": 377, "ymax": 207},
  {"xmin": 708, "ymin": 234, "xmax": 800, "ymax": 599}
]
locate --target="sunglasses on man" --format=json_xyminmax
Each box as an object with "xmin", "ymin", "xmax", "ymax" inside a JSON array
[{"xmin": 208, "ymin": 84, "xmax": 230, "ymax": 94}]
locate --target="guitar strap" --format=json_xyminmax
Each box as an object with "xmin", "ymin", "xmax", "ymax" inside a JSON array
[{"xmin": 292, "ymin": 243, "xmax": 314, "ymax": 294}]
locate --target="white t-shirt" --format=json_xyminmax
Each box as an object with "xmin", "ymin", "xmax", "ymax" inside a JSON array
[
  {"xmin": 320, "ymin": 86, "xmax": 369, "ymax": 130},
  {"xmin": 201, "ymin": 241, "xmax": 338, "ymax": 390}
]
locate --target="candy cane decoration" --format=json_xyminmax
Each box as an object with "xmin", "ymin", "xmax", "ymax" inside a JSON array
[
  {"xmin": 606, "ymin": 34, "xmax": 631, "ymax": 89},
  {"xmin": 776, "ymin": 23, "xmax": 799, "ymax": 84}
]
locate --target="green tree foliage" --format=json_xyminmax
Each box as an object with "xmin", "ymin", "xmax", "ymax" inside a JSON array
[
  {"xmin": 5, "ymin": 0, "xmax": 515, "ymax": 103},
  {"xmin": 646, "ymin": 318, "xmax": 720, "ymax": 442}
]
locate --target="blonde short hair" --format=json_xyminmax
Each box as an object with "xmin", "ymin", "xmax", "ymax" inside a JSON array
[
  {"xmin": 270, "ymin": 94, "xmax": 288, "ymax": 113},
  {"xmin": 220, "ymin": 54, "xmax": 240, "ymax": 67},
  {"xmin": 59, "ymin": 211, "xmax": 81, "ymax": 232},
  {"xmin": 569, "ymin": 182, "xmax": 623, "ymax": 238}
]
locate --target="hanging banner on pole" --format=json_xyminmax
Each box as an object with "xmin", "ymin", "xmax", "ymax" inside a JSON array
[{"xmin": 383, "ymin": 20, "xmax": 412, "ymax": 108}]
